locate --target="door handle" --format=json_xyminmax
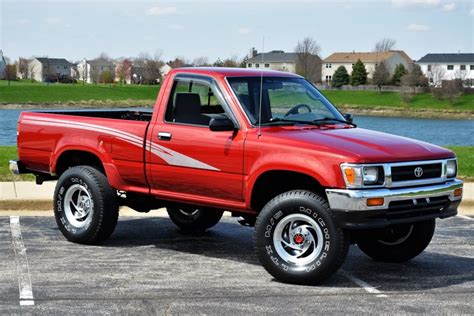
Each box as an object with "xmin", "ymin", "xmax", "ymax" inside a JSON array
[{"xmin": 158, "ymin": 132, "xmax": 172, "ymax": 141}]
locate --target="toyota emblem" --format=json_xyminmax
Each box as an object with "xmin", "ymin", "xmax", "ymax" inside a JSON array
[{"xmin": 414, "ymin": 167, "xmax": 423, "ymax": 178}]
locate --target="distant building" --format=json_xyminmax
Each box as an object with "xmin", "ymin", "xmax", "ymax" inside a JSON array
[
  {"xmin": 26, "ymin": 57, "xmax": 73, "ymax": 82},
  {"xmin": 246, "ymin": 49, "xmax": 299, "ymax": 73},
  {"xmin": 322, "ymin": 50, "xmax": 413, "ymax": 83},
  {"xmin": 0, "ymin": 50, "xmax": 6, "ymax": 79},
  {"xmin": 417, "ymin": 53, "xmax": 474, "ymax": 87},
  {"xmin": 77, "ymin": 58, "xmax": 116, "ymax": 84}
]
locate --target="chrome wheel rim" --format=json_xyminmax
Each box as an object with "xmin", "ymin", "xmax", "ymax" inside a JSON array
[
  {"xmin": 64, "ymin": 184, "xmax": 94, "ymax": 228},
  {"xmin": 178, "ymin": 208, "xmax": 200, "ymax": 217},
  {"xmin": 378, "ymin": 225, "xmax": 414, "ymax": 246},
  {"xmin": 273, "ymin": 213, "xmax": 323, "ymax": 266}
]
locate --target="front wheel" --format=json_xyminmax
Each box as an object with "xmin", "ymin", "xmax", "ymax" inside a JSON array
[
  {"xmin": 255, "ymin": 190, "xmax": 349, "ymax": 285},
  {"xmin": 356, "ymin": 219, "xmax": 435, "ymax": 262}
]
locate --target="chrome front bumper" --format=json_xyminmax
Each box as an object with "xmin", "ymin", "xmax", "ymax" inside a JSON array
[{"xmin": 326, "ymin": 179, "xmax": 463, "ymax": 211}]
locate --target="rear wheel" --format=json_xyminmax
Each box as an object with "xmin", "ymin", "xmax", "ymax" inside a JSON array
[
  {"xmin": 255, "ymin": 190, "xmax": 349, "ymax": 285},
  {"xmin": 167, "ymin": 206, "xmax": 223, "ymax": 232},
  {"xmin": 54, "ymin": 166, "xmax": 119, "ymax": 244},
  {"xmin": 356, "ymin": 219, "xmax": 435, "ymax": 262}
]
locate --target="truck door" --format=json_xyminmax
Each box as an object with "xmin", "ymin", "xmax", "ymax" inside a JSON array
[{"xmin": 148, "ymin": 74, "xmax": 244, "ymax": 203}]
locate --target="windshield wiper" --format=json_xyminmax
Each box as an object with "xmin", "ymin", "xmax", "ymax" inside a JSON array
[
  {"xmin": 266, "ymin": 117, "xmax": 315, "ymax": 125},
  {"xmin": 313, "ymin": 117, "xmax": 357, "ymax": 127},
  {"xmin": 266, "ymin": 117, "xmax": 357, "ymax": 127}
]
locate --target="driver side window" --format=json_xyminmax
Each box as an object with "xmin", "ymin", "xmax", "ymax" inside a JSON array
[{"xmin": 165, "ymin": 78, "xmax": 226, "ymax": 126}]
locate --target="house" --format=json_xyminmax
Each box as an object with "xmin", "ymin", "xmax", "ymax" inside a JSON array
[
  {"xmin": 321, "ymin": 50, "xmax": 413, "ymax": 83},
  {"xmin": 77, "ymin": 58, "xmax": 116, "ymax": 83},
  {"xmin": 130, "ymin": 63, "xmax": 173, "ymax": 84},
  {"xmin": 26, "ymin": 57, "xmax": 73, "ymax": 82},
  {"xmin": 417, "ymin": 53, "xmax": 474, "ymax": 87},
  {"xmin": 246, "ymin": 49, "xmax": 298, "ymax": 73},
  {"xmin": 0, "ymin": 50, "xmax": 6, "ymax": 79}
]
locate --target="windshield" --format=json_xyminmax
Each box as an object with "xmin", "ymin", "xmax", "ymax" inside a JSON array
[{"xmin": 227, "ymin": 76, "xmax": 345, "ymax": 125}]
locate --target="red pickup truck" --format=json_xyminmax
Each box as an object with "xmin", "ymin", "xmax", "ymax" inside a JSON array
[{"xmin": 10, "ymin": 68, "xmax": 463, "ymax": 284}]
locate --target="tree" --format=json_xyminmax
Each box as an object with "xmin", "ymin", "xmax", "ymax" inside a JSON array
[
  {"xmin": 5, "ymin": 63, "xmax": 17, "ymax": 85},
  {"xmin": 18, "ymin": 58, "xmax": 29, "ymax": 79},
  {"xmin": 331, "ymin": 66, "xmax": 350, "ymax": 88},
  {"xmin": 222, "ymin": 56, "xmax": 239, "ymax": 67},
  {"xmin": 429, "ymin": 64, "xmax": 445, "ymax": 87},
  {"xmin": 441, "ymin": 79, "xmax": 463, "ymax": 105},
  {"xmin": 99, "ymin": 70, "xmax": 114, "ymax": 84},
  {"xmin": 372, "ymin": 62, "xmax": 390, "ymax": 92},
  {"xmin": 401, "ymin": 64, "xmax": 428, "ymax": 93},
  {"xmin": 213, "ymin": 58, "xmax": 224, "ymax": 67},
  {"xmin": 392, "ymin": 63, "xmax": 407, "ymax": 85},
  {"xmin": 169, "ymin": 57, "xmax": 186, "ymax": 68},
  {"xmin": 192, "ymin": 56, "xmax": 210, "ymax": 67},
  {"xmin": 116, "ymin": 59, "xmax": 132, "ymax": 84},
  {"xmin": 373, "ymin": 38, "xmax": 396, "ymax": 52},
  {"xmin": 295, "ymin": 37, "xmax": 322, "ymax": 83},
  {"xmin": 350, "ymin": 59, "xmax": 368, "ymax": 86}
]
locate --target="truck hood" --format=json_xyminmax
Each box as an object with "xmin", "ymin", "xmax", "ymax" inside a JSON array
[{"xmin": 265, "ymin": 126, "xmax": 454, "ymax": 163}]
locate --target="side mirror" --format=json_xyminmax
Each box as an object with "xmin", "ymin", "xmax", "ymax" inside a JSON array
[
  {"xmin": 343, "ymin": 113, "xmax": 353, "ymax": 123},
  {"xmin": 209, "ymin": 117, "xmax": 236, "ymax": 132}
]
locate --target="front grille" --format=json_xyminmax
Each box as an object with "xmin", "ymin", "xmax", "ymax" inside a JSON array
[
  {"xmin": 387, "ymin": 196, "xmax": 450, "ymax": 220},
  {"xmin": 391, "ymin": 163, "xmax": 442, "ymax": 182}
]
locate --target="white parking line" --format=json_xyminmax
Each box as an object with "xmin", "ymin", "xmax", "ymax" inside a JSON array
[
  {"xmin": 457, "ymin": 215, "xmax": 473, "ymax": 221},
  {"xmin": 10, "ymin": 216, "xmax": 35, "ymax": 306},
  {"xmin": 340, "ymin": 270, "xmax": 387, "ymax": 298}
]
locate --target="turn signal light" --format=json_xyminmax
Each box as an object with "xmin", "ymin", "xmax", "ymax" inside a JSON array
[
  {"xmin": 344, "ymin": 168, "xmax": 355, "ymax": 185},
  {"xmin": 454, "ymin": 188, "xmax": 463, "ymax": 197},
  {"xmin": 367, "ymin": 198, "xmax": 384, "ymax": 207}
]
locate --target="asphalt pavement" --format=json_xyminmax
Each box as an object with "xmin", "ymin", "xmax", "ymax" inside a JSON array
[{"xmin": 0, "ymin": 214, "xmax": 473, "ymax": 314}]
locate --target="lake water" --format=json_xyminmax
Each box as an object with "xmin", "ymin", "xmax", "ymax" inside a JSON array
[{"xmin": 0, "ymin": 109, "xmax": 472, "ymax": 146}]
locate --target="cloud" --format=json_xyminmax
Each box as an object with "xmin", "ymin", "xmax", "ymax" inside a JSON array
[
  {"xmin": 44, "ymin": 17, "xmax": 61, "ymax": 24},
  {"xmin": 470, "ymin": 8, "xmax": 474, "ymax": 16},
  {"xmin": 407, "ymin": 23, "xmax": 431, "ymax": 31},
  {"xmin": 238, "ymin": 27, "xmax": 252, "ymax": 34},
  {"xmin": 392, "ymin": 0, "xmax": 440, "ymax": 8},
  {"xmin": 442, "ymin": 2, "xmax": 456, "ymax": 11},
  {"xmin": 18, "ymin": 18, "xmax": 30, "ymax": 25},
  {"xmin": 168, "ymin": 24, "xmax": 183, "ymax": 30},
  {"xmin": 146, "ymin": 6, "xmax": 177, "ymax": 16}
]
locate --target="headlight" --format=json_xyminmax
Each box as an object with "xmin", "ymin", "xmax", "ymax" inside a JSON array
[
  {"xmin": 341, "ymin": 164, "xmax": 384, "ymax": 188},
  {"xmin": 447, "ymin": 159, "xmax": 457, "ymax": 178}
]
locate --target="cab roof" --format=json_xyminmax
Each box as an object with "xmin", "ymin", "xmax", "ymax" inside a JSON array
[{"xmin": 169, "ymin": 67, "xmax": 303, "ymax": 78}]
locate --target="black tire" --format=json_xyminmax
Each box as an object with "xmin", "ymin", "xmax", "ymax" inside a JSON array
[
  {"xmin": 357, "ymin": 219, "xmax": 435, "ymax": 262},
  {"xmin": 255, "ymin": 190, "xmax": 349, "ymax": 285},
  {"xmin": 54, "ymin": 165, "xmax": 119, "ymax": 245},
  {"xmin": 167, "ymin": 206, "xmax": 223, "ymax": 232}
]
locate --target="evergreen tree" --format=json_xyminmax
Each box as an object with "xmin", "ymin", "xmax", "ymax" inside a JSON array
[
  {"xmin": 350, "ymin": 59, "xmax": 368, "ymax": 86},
  {"xmin": 372, "ymin": 62, "xmax": 390, "ymax": 92},
  {"xmin": 392, "ymin": 63, "xmax": 407, "ymax": 85},
  {"xmin": 331, "ymin": 66, "xmax": 350, "ymax": 88}
]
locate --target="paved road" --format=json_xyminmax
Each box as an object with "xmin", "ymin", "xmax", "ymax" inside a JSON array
[{"xmin": 0, "ymin": 215, "xmax": 473, "ymax": 314}]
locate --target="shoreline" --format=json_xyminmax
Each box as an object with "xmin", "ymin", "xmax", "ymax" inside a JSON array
[{"xmin": 1, "ymin": 102, "xmax": 472, "ymax": 119}]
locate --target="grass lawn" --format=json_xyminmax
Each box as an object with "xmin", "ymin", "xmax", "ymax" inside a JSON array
[
  {"xmin": 321, "ymin": 90, "xmax": 474, "ymax": 111},
  {"xmin": 0, "ymin": 80, "xmax": 159, "ymax": 104},
  {"xmin": 1, "ymin": 80, "xmax": 473, "ymax": 113},
  {"xmin": 1, "ymin": 145, "xmax": 472, "ymax": 182},
  {"xmin": 446, "ymin": 146, "xmax": 474, "ymax": 181}
]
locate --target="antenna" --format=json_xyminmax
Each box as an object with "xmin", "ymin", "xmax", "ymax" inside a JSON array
[{"xmin": 257, "ymin": 37, "xmax": 264, "ymax": 139}]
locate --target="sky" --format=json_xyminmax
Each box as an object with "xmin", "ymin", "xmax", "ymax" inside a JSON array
[{"xmin": 0, "ymin": 0, "xmax": 473, "ymax": 63}]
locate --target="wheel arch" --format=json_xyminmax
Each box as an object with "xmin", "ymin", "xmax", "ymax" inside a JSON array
[{"xmin": 248, "ymin": 169, "xmax": 327, "ymax": 213}]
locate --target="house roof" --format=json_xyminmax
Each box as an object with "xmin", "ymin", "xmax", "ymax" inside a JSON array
[
  {"xmin": 35, "ymin": 58, "xmax": 72, "ymax": 65},
  {"xmin": 247, "ymin": 51, "xmax": 299, "ymax": 63},
  {"xmin": 323, "ymin": 50, "xmax": 412, "ymax": 64},
  {"xmin": 87, "ymin": 59, "xmax": 116, "ymax": 66},
  {"xmin": 417, "ymin": 53, "xmax": 474, "ymax": 63}
]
